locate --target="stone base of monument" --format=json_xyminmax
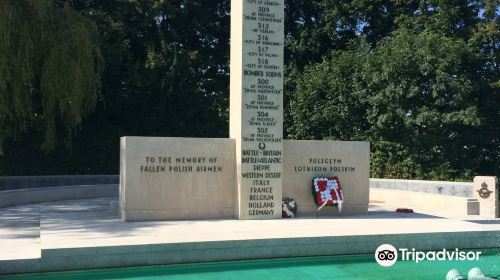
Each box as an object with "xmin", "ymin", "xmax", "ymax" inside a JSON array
[
  {"xmin": 119, "ymin": 137, "xmax": 236, "ymax": 221},
  {"xmin": 473, "ymin": 176, "xmax": 499, "ymax": 219},
  {"xmin": 2, "ymin": 197, "xmax": 499, "ymax": 275},
  {"xmin": 119, "ymin": 137, "xmax": 369, "ymax": 221},
  {"xmin": 283, "ymin": 140, "xmax": 369, "ymax": 217}
]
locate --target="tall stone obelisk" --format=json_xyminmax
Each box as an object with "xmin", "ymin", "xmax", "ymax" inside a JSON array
[{"xmin": 230, "ymin": 0, "xmax": 284, "ymax": 219}]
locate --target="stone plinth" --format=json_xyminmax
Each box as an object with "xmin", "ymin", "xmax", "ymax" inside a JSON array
[
  {"xmin": 119, "ymin": 137, "xmax": 235, "ymax": 221},
  {"xmin": 283, "ymin": 140, "xmax": 370, "ymax": 216},
  {"xmin": 473, "ymin": 176, "xmax": 499, "ymax": 218}
]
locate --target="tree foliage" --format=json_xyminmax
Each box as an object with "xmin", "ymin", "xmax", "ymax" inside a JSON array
[
  {"xmin": 287, "ymin": 1, "xmax": 499, "ymax": 180},
  {"xmin": 0, "ymin": 0, "xmax": 498, "ymax": 180},
  {"xmin": 0, "ymin": 0, "xmax": 103, "ymax": 152}
]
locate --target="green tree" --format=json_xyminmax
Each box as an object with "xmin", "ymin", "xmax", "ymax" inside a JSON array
[
  {"xmin": 1, "ymin": 0, "xmax": 498, "ymax": 178},
  {"xmin": 287, "ymin": 45, "xmax": 370, "ymax": 141},
  {"xmin": 364, "ymin": 30, "xmax": 483, "ymax": 179},
  {"xmin": 0, "ymin": 0, "xmax": 104, "ymax": 153},
  {"xmin": 287, "ymin": 1, "xmax": 499, "ymax": 179},
  {"xmin": 466, "ymin": 0, "xmax": 500, "ymax": 176},
  {"xmin": 0, "ymin": 0, "xmax": 231, "ymax": 175},
  {"xmin": 288, "ymin": 26, "xmax": 495, "ymax": 180}
]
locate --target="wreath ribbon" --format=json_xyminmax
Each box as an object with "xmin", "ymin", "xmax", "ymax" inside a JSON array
[{"xmin": 313, "ymin": 176, "xmax": 344, "ymax": 213}]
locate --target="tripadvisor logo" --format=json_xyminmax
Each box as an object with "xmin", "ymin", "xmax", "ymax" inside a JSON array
[
  {"xmin": 375, "ymin": 244, "xmax": 398, "ymax": 267},
  {"xmin": 374, "ymin": 244, "xmax": 482, "ymax": 267}
]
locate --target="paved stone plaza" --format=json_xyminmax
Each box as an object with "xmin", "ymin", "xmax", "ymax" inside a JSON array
[{"xmin": 1, "ymin": 197, "xmax": 498, "ymax": 274}]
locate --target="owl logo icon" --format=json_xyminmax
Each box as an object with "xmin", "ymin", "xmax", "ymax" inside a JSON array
[{"xmin": 375, "ymin": 244, "xmax": 398, "ymax": 267}]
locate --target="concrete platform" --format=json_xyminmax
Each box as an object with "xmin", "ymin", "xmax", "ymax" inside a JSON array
[{"xmin": 0, "ymin": 198, "xmax": 499, "ymax": 275}]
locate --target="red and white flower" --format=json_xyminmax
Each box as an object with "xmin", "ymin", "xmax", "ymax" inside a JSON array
[{"xmin": 313, "ymin": 176, "xmax": 344, "ymax": 212}]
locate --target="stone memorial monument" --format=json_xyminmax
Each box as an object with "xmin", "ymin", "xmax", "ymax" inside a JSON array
[
  {"xmin": 230, "ymin": 0, "xmax": 284, "ymax": 219},
  {"xmin": 119, "ymin": 137, "xmax": 235, "ymax": 221},
  {"xmin": 473, "ymin": 176, "xmax": 499, "ymax": 219},
  {"xmin": 119, "ymin": 0, "xmax": 370, "ymax": 221}
]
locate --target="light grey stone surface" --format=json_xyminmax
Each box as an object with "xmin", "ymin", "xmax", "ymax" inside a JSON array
[
  {"xmin": 120, "ymin": 137, "xmax": 235, "ymax": 221},
  {"xmin": 283, "ymin": 140, "xmax": 370, "ymax": 216},
  {"xmin": 370, "ymin": 178, "xmax": 474, "ymax": 197},
  {"xmin": 3, "ymin": 232, "xmax": 500, "ymax": 274},
  {"xmin": 0, "ymin": 198, "xmax": 499, "ymax": 275},
  {"xmin": 0, "ymin": 175, "xmax": 118, "ymax": 191},
  {"xmin": 370, "ymin": 189, "xmax": 476, "ymax": 216},
  {"xmin": 110, "ymin": 201, "xmax": 120, "ymax": 217},
  {"xmin": 230, "ymin": 0, "xmax": 284, "ymax": 219},
  {"xmin": 468, "ymin": 199, "xmax": 480, "ymax": 215},
  {"xmin": 0, "ymin": 184, "xmax": 117, "ymax": 208},
  {"xmin": 474, "ymin": 176, "xmax": 499, "ymax": 218}
]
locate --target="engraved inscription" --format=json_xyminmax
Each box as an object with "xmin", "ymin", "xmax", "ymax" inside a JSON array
[{"xmin": 238, "ymin": 0, "xmax": 284, "ymax": 217}]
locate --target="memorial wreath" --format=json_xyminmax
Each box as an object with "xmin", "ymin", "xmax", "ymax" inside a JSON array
[
  {"xmin": 312, "ymin": 176, "xmax": 344, "ymax": 213},
  {"xmin": 282, "ymin": 197, "xmax": 297, "ymax": 218}
]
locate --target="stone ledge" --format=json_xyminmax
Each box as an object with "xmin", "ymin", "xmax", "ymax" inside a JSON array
[
  {"xmin": 2, "ymin": 230, "xmax": 498, "ymax": 275},
  {"xmin": 0, "ymin": 175, "xmax": 118, "ymax": 191},
  {"xmin": 370, "ymin": 178, "xmax": 473, "ymax": 197},
  {"xmin": 370, "ymin": 188, "xmax": 477, "ymax": 216},
  {"xmin": 0, "ymin": 184, "xmax": 118, "ymax": 208}
]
